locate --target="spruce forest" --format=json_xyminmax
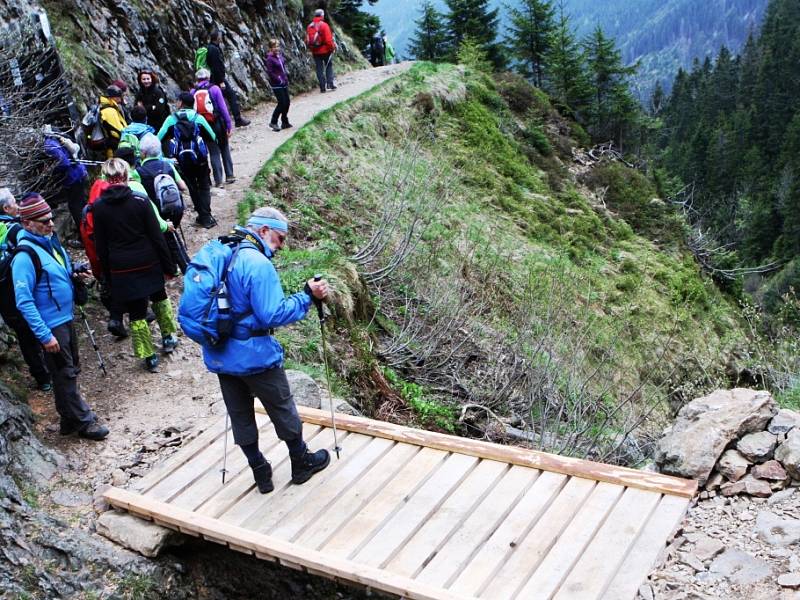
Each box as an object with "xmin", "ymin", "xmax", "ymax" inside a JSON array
[{"xmin": 407, "ymin": 0, "xmax": 800, "ymax": 331}]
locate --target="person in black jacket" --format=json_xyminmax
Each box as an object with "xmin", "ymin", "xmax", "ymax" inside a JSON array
[
  {"xmin": 134, "ymin": 70, "xmax": 171, "ymax": 133},
  {"xmin": 92, "ymin": 159, "xmax": 179, "ymax": 373},
  {"xmin": 206, "ymin": 30, "xmax": 250, "ymax": 128}
]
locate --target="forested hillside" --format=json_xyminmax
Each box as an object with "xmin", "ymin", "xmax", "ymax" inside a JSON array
[
  {"xmin": 658, "ymin": 0, "xmax": 800, "ymax": 319},
  {"xmin": 367, "ymin": 0, "xmax": 766, "ymax": 96}
]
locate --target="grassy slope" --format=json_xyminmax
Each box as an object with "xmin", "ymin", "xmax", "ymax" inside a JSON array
[{"xmin": 241, "ymin": 63, "xmax": 746, "ymax": 454}]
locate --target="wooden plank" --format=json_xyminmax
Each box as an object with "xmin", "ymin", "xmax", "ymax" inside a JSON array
[
  {"xmin": 601, "ymin": 494, "xmax": 690, "ymax": 600},
  {"xmin": 294, "ymin": 442, "xmax": 421, "ymax": 550},
  {"xmin": 243, "ymin": 432, "xmax": 375, "ymax": 533},
  {"xmin": 269, "ymin": 436, "xmax": 396, "ymax": 542},
  {"xmin": 553, "ymin": 487, "xmax": 662, "ymax": 600},
  {"xmin": 517, "ymin": 482, "xmax": 624, "ymax": 599},
  {"xmin": 320, "ymin": 447, "xmax": 449, "ymax": 558},
  {"xmin": 290, "ymin": 406, "xmax": 697, "ymax": 498},
  {"xmin": 170, "ymin": 416, "xmax": 282, "ymax": 511},
  {"xmin": 221, "ymin": 427, "xmax": 343, "ymax": 526},
  {"xmin": 354, "ymin": 453, "xmax": 479, "ymax": 569},
  {"xmin": 131, "ymin": 415, "xmax": 230, "ymax": 493},
  {"xmin": 104, "ymin": 487, "xmax": 471, "ymax": 600},
  {"xmin": 483, "ymin": 476, "xmax": 597, "ymax": 599},
  {"xmin": 194, "ymin": 423, "xmax": 323, "ymax": 518},
  {"xmin": 448, "ymin": 471, "xmax": 567, "ymax": 596},
  {"xmin": 385, "ymin": 460, "xmax": 508, "ymax": 578},
  {"xmin": 415, "ymin": 465, "xmax": 538, "ymax": 587}
]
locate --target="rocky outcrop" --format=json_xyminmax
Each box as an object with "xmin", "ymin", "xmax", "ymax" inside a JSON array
[
  {"xmin": 5, "ymin": 1, "xmax": 365, "ymax": 108},
  {"xmin": 654, "ymin": 388, "xmax": 777, "ymax": 484}
]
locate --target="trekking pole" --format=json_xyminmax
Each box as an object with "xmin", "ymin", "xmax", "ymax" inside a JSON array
[
  {"xmin": 77, "ymin": 306, "xmax": 107, "ymax": 376},
  {"xmin": 314, "ymin": 274, "xmax": 341, "ymax": 459},
  {"xmin": 73, "ymin": 159, "xmax": 105, "ymax": 166},
  {"xmin": 221, "ymin": 412, "xmax": 230, "ymax": 484}
]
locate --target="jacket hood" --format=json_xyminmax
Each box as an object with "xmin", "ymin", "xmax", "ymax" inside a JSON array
[
  {"xmin": 99, "ymin": 184, "xmax": 132, "ymax": 205},
  {"xmin": 124, "ymin": 122, "xmax": 152, "ymax": 136}
]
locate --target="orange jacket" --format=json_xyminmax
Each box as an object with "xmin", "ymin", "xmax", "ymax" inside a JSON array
[{"xmin": 307, "ymin": 17, "xmax": 335, "ymax": 55}]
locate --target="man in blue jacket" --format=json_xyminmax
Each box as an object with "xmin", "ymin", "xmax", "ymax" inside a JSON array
[
  {"xmin": 202, "ymin": 207, "xmax": 329, "ymax": 493},
  {"xmin": 43, "ymin": 131, "xmax": 88, "ymax": 246},
  {"xmin": 0, "ymin": 189, "xmax": 50, "ymax": 391},
  {"xmin": 11, "ymin": 194, "xmax": 108, "ymax": 440}
]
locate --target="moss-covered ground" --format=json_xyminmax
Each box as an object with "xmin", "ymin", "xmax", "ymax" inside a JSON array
[{"xmin": 242, "ymin": 62, "xmax": 748, "ymax": 460}]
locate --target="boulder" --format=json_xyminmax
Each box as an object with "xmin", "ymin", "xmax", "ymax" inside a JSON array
[
  {"xmin": 717, "ymin": 450, "xmax": 751, "ymax": 482},
  {"xmin": 737, "ymin": 431, "xmax": 778, "ymax": 462},
  {"xmin": 755, "ymin": 511, "xmax": 800, "ymax": 546},
  {"xmin": 709, "ymin": 548, "xmax": 772, "ymax": 585},
  {"xmin": 770, "ymin": 410, "xmax": 800, "ymax": 435},
  {"xmin": 654, "ymin": 389, "xmax": 777, "ymax": 484},
  {"xmin": 752, "ymin": 460, "xmax": 788, "ymax": 481},
  {"xmin": 720, "ymin": 475, "xmax": 772, "ymax": 497},
  {"xmin": 776, "ymin": 429, "xmax": 800, "ymax": 480},
  {"xmin": 96, "ymin": 511, "xmax": 183, "ymax": 558},
  {"xmin": 285, "ymin": 370, "xmax": 321, "ymax": 410},
  {"xmin": 780, "ymin": 574, "xmax": 800, "ymax": 589}
]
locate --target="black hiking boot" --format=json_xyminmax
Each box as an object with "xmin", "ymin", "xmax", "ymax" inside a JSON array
[
  {"xmin": 281, "ymin": 122, "xmax": 292, "ymax": 130},
  {"xmin": 251, "ymin": 459, "xmax": 274, "ymax": 494},
  {"xmin": 60, "ymin": 418, "xmax": 81, "ymax": 436},
  {"xmin": 107, "ymin": 319, "xmax": 128, "ymax": 339},
  {"xmin": 144, "ymin": 354, "xmax": 159, "ymax": 372},
  {"xmin": 291, "ymin": 448, "xmax": 330, "ymax": 484},
  {"xmin": 270, "ymin": 122, "xmax": 281, "ymax": 132},
  {"xmin": 79, "ymin": 421, "xmax": 109, "ymax": 441},
  {"xmin": 235, "ymin": 117, "xmax": 251, "ymax": 128}
]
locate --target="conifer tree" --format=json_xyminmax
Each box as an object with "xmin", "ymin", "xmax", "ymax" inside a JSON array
[
  {"xmin": 504, "ymin": 0, "xmax": 555, "ymax": 87},
  {"xmin": 409, "ymin": 1, "xmax": 448, "ymax": 61},
  {"xmin": 545, "ymin": 1, "xmax": 590, "ymax": 115},
  {"xmin": 583, "ymin": 26, "xmax": 639, "ymax": 147},
  {"xmin": 331, "ymin": 0, "xmax": 381, "ymax": 55},
  {"xmin": 444, "ymin": 0, "xmax": 505, "ymax": 69}
]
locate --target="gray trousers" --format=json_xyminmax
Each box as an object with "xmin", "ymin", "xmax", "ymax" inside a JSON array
[
  {"xmin": 314, "ymin": 54, "xmax": 335, "ymax": 91},
  {"xmin": 217, "ymin": 367, "xmax": 303, "ymax": 448},
  {"xmin": 45, "ymin": 321, "xmax": 96, "ymax": 428}
]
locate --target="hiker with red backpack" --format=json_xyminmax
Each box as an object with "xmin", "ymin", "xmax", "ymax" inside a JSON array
[
  {"xmin": 205, "ymin": 30, "xmax": 250, "ymax": 128},
  {"xmin": 307, "ymin": 9, "xmax": 337, "ymax": 94},
  {"xmin": 157, "ymin": 92, "xmax": 218, "ymax": 229},
  {"xmin": 265, "ymin": 39, "xmax": 292, "ymax": 132},
  {"xmin": 192, "ymin": 68, "xmax": 235, "ymax": 187}
]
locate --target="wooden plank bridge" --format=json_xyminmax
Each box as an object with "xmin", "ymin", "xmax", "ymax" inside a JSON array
[{"xmin": 104, "ymin": 406, "xmax": 696, "ymax": 600}]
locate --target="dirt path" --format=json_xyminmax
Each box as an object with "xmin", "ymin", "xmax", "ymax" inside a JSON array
[{"xmin": 26, "ymin": 62, "xmax": 411, "ymax": 521}]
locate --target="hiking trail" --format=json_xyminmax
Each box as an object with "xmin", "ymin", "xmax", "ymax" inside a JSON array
[{"xmin": 25, "ymin": 63, "xmax": 411, "ymax": 527}]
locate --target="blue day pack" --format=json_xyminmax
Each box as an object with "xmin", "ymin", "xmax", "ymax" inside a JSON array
[
  {"xmin": 168, "ymin": 113, "xmax": 208, "ymax": 167},
  {"xmin": 178, "ymin": 238, "xmax": 241, "ymax": 347}
]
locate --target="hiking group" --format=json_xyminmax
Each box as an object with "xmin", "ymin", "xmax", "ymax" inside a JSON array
[{"xmin": 0, "ymin": 11, "xmax": 344, "ymax": 487}]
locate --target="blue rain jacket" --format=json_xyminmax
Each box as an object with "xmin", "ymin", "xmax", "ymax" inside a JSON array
[
  {"xmin": 202, "ymin": 227, "xmax": 312, "ymax": 375},
  {"xmin": 12, "ymin": 231, "xmax": 74, "ymax": 343}
]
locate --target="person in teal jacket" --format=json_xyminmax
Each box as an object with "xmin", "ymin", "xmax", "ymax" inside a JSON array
[
  {"xmin": 157, "ymin": 93, "xmax": 218, "ymax": 228},
  {"xmin": 200, "ymin": 206, "xmax": 330, "ymax": 494},
  {"xmin": 11, "ymin": 194, "xmax": 108, "ymax": 440}
]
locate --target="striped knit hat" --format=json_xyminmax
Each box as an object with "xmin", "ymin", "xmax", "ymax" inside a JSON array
[{"xmin": 18, "ymin": 193, "xmax": 51, "ymax": 221}]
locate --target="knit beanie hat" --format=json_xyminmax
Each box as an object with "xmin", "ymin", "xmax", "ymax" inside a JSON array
[
  {"xmin": 106, "ymin": 85, "xmax": 123, "ymax": 98},
  {"xmin": 18, "ymin": 193, "xmax": 51, "ymax": 221}
]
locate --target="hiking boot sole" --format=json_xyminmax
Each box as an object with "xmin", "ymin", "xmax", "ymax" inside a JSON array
[{"xmin": 291, "ymin": 452, "xmax": 331, "ymax": 485}]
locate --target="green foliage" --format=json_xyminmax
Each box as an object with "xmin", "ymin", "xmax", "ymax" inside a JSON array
[
  {"xmin": 383, "ymin": 367, "xmax": 458, "ymax": 432},
  {"xmin": 332, "ymin": 0, "xmax": 382, "ymax": 56},
  {"xmin": 456, "ymin": 37, "xmax": 493, "ymax": 74},
  {"xmin": 444, "ymin": 0, "xmax": 506, "ymax": 69},
  {"xmin": 119, "ymin": 574, "xmax": 157, "ymax": 600},
  {"xmin": 504, "ymin": 0, "xmax": 556, "ymax": 87},
  {"xmin": 409, "ymin": 1, "xmax": 449, "ymax": 61}
]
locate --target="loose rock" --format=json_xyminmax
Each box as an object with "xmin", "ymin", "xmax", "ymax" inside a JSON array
[
  {"xmin": 770, "ymin": 409, "xmax": 800, "ymax": 435},
  {"xmin": 717, "ymin": 449, "xmax": 751, "ymax": 482},
  {"xmin": 779, "ymin": 573, "xmax": 800, "ymax": 588},
  {"xmin": 96, "ymin": 511, "xmax": 183, "ymax": 558},
  {"xmin": 777, "ymin": 429, "xmax": 800, "ymax": 479},
  {"xmin": 708, "ymin": 548, "xmax": 772, "ymax": 585},
  {"xmin": 50, "ymin": 489, "xmax": 93, "ymax": 508},
  {"xmin": 692, "ymin": 535, "xmax": 725, "ymax": 562},
  {"xmin": 755, "ymin": 511, "xmax": 800, "ymax": 546},
  {"xmin": 752, "ymin": 460, "xmax": 788, "ymax": 481},
  {"xmin": 737, "ymin": 430, "xmax": 778, "ymax": 462},
  {"xmin": 285, "ymin": 370, "xmax": 322, "ymax": 410},
  {"xmin": 654, "ymin": 388, "xmax": 776, "ymax": 484}
]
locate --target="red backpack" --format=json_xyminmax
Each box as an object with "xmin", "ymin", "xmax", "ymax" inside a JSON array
[
  {"xmin": 193, "ymin": 88, "xmax": 215, "ymax": 123},
  {"xmin": 307, "ymin": 22, "xmax": 324, "ymax": 49}
]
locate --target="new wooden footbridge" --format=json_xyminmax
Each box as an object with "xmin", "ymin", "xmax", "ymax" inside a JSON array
[{"xmin": 104, "ymin": 406, "xmax": 696, "ymax": 599}]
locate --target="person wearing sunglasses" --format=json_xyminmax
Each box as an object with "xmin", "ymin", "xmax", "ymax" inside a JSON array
[
  {"xmin": 196, "ymin": 206, "xmax": 329, "ymax": 494},
  {"xmin": 10, "ymin": 194, "xmax": 108, "ymax": 440}
]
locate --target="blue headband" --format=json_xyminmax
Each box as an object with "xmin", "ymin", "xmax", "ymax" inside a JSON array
[{"xmin": 247, "ymin": 216, "xmax": 288, "ymax": 232}]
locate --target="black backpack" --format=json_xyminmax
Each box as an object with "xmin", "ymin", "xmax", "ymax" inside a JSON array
[{"xmin": 0, "ymin": 244, "xmax": 42, "ymax": 320}]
